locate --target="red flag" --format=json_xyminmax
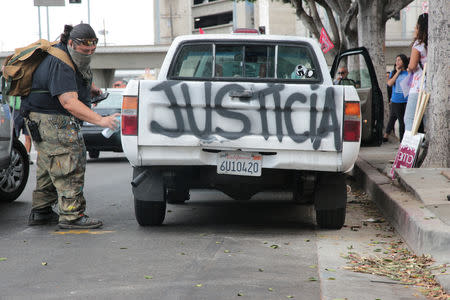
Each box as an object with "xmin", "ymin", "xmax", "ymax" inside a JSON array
[
  {"xmin": 199, "ymin": 28, "xmax": 205, "ymax": 34},
  {"xmin": 319, "ymin": 27, "xmax": 334, "ymax": 54}
]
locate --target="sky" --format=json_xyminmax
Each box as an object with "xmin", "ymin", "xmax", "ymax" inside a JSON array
[{"xmin": 0, "ymin": 0, "xmax": 154, "ymax": 52}]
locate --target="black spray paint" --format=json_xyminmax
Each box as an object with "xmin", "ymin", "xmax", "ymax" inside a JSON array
[{"xmin": 149, "ymin": 81, "xmax": 341, "ymax": 150}]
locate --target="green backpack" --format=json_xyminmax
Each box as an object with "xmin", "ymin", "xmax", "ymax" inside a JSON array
[{"xmin": 1, "ymin": 39, "xmax": 75, "ymax": 97}]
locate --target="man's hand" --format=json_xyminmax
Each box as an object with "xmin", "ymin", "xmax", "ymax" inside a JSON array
[{"xmin": 100, "ymin": 113, "xmax": 120, "ymax": 130}]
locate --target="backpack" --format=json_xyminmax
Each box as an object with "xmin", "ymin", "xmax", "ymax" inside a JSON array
[{"xmin": 1, "ymin": 39, "xmax": 75, "ymax": 97}]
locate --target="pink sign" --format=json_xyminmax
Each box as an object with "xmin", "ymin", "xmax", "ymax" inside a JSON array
[{"xmin": 390, "ymin": 131, "xmax": 424, "ymax": 179}]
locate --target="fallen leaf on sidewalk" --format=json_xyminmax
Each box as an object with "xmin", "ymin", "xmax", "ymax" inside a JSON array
[
  {"xmin": 343, "ymin": 240, "xmax": 449, "ymax": 299},
  {"xmin": 0, "ymin": 258, "xmax": 7, "ymax": 261},
  {"xmin": 144, "ymin": 275, "xmax": 153, "ymax": 279}
]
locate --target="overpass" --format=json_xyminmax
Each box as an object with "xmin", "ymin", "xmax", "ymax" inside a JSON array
[{"xmin": 0, "ymin": 45, "xmax": 169, "ymax": 88}]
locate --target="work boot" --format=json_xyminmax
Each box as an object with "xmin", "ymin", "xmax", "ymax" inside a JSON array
[
  {"xmin": 58, "ymin": 215, "xmax": 103, "ymax": 229},
  {"xmin": 28, "ymin": 207, "xmax": 59, "ymax": 226}
]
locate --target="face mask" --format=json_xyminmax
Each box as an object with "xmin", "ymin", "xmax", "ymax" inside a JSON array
[{"xmin": 68, "ymin": 44, "xmax": 93, "ymax": 81}]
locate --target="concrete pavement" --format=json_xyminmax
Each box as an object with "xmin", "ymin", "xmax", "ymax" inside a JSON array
[{"xmin": 353, "ymin": 140, "xmax": 450, "ymax": 293}]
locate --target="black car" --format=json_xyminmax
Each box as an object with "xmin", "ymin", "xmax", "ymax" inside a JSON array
[{"xmin": 81, "ymin": 89, "xmax": 123, "ymax": 159}]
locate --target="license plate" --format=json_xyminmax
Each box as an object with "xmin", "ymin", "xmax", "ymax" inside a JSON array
[{"xmin": 217, "ymin": 152, "xmax": 262, "ymax": 176}]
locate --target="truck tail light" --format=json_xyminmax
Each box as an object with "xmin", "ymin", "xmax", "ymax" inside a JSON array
[
  {"xmin": 122, "ymin": 96, "xmax": 138, "ymax": 136},
  {"xmin": 343, "ymin": 101, "xmax": 360, "ymax": 142}
]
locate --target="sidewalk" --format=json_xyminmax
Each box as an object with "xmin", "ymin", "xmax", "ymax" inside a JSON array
[{"xmin": 353, "ymin": 140, "xmax": 450, "ymax": 293}]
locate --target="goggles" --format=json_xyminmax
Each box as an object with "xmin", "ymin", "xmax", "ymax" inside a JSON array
[
  {"xmin": 73, "ymin": 37, "xmax": 98, "ymax": 46},
  {"xmin": 337, "ymin": 71, "xmax": 347, "ymax": 75}
]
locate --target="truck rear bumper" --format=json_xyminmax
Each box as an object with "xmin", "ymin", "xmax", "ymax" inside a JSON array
[{"xmin": 133, "ymin": 145, "xmax": 358, "ymax": 173}]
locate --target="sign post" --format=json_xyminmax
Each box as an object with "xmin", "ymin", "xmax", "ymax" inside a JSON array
[{"xmin": 33, "ymin": 0, "xmax": 65, "ymax": 41}]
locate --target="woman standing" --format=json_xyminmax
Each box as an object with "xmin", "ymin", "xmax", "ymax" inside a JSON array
[
  {"xmin": 384, "ymin": 54, "xmax": 409, "ymax": 142},
  {"xmin": 404, "ymin": 13, "xmax": 428, "ymax": 132}
]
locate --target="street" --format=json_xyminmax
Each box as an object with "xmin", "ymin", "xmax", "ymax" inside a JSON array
[{"xmin": 0, "ymin": 153, "xmax": 429, "ymax": 300}]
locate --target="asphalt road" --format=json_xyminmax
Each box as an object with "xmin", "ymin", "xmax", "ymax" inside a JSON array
[{"xmin": 0, "ymin": 153, "xmax": 428, "ymax": 300}]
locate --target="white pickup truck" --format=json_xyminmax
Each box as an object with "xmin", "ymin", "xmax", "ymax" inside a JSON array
[{"xmin": 121, "ymin": 34, "xmax": 383, "ymax": 229}]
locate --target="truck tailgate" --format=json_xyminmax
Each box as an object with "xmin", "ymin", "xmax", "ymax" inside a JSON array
[{"xmin": 138, "ymin": 80, "xmax": 344, "ymax": 152}]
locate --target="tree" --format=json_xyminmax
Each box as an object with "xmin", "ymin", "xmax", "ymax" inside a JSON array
[
  {"xmin": 245, "ymin": 0, "xmax": 413, "ymax": 127},
  {"xmin": 421, "ymin": 0, "xmax": 450, "ymax": 167},
  {"xmin": 247, "ymin": 0, "xmax": 358, "ymax": 59},
  {"xmin": 356, "ymin": 0, "xmax": 413, "ymax": 126}
]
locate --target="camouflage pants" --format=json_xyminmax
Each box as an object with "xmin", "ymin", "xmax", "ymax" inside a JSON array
[{"xmin": 29, "ymin": 112, "xmax": 87, "ymax": 222}]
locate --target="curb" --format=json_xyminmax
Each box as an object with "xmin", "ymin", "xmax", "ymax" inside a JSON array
[{"xmin": 353, "ymin": 157, "xmax": 450, "ymax": 293}]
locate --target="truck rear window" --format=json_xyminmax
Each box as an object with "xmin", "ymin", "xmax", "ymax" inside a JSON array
[
  {"xmin": 171, "ymin": 44, "xmax": 213, "ymax": 78},
  {"xmin": 169, "ymin": 42, "xmax": 318, "ymax": 82}
]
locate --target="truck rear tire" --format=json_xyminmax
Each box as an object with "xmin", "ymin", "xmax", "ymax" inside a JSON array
[
  {"xmin": 134, "ymin": 199, "xmax": 166, "ymax": 226},
  {"xmin": 313, "ymin": 172, "xmax": 347, "ymax": 229},
  {"xmin": 132, "ymin": 167, "xmax": 166, "ymax": 226},
  {"xmin": 315, "ymin": 207, "xmax": 346, "ymax": 229}
]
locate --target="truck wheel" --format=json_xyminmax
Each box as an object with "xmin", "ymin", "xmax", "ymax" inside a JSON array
[
  {"xmin": 166, "ymin": 187, "xmax": 190, "ymax": 204},
  {"xmin": 132, "ymin": 167, "xmax": 166, "ymax": 226},
  {"xmin": 134, "ymin": 199, "xmax": 166, "ymax": 226},
  {"xmin": 315, "ymin": 207, "xmax": 346, "ymax": 229},
  {"xmin": 0, "ymin": 139, "xmax": 29, "ymax": 203},
  {"xmin": 313, "ymin": 172, "xmax": 347, "ymax": 229}
]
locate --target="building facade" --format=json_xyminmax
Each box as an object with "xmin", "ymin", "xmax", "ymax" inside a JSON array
[{"xmin": 153, "ymin": 0, "xmax": 429, "ymax": 67}]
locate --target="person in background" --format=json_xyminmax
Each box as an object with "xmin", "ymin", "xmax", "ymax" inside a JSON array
[
  {"xmin": 333, "ymin": 66, "xmax": 356, "ymax": 86},
  {"xmin": 404, "ymin": 13, "xmax": 428, "ymax": 132},
  {"xmin": 386, "ymin": 70, "xmax": 393, "ymax": 101},
  {"xmin": 384, "ymin": 54, "xmax": 409, "ymax": 142}
]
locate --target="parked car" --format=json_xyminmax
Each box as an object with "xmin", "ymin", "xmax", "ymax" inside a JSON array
[
  {"xmin": 81, "ymin": 88, "xmax": 123, "ymax": 159},
  {"xmin": 0, "ymin": 92, "xmax": 30, "ymax": 202}
]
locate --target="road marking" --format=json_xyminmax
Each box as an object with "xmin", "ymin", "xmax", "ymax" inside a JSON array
[{"xmin": 52, "ymin": 230, "xmax": 115, "ymax": 235}]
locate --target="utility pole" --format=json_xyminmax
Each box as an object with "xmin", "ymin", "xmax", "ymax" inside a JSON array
[
  {"xmin": 103, "ymin": 19, "xmax": 107, "ymax": 46},
  {"xmin": 169, "ymin": 1, "xmax": 174, "ymax": 42},
  {"xmin": 98, "ymin": 19, "xmax": 109, "ymax": 47},
  {"xmin": 46, "ymin": 6, "xmax": 50, "ymax": 40},
  {"xmin": 34, "ymin": 1, "xmax": 65, "ymax": 40},
  {"xmin": 38, "ymin": 6, "xmax": 42, "ymax": 39},
  {"xmin": 88, "ymin": 0, "xmax": 91, "ymax": 24}
]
